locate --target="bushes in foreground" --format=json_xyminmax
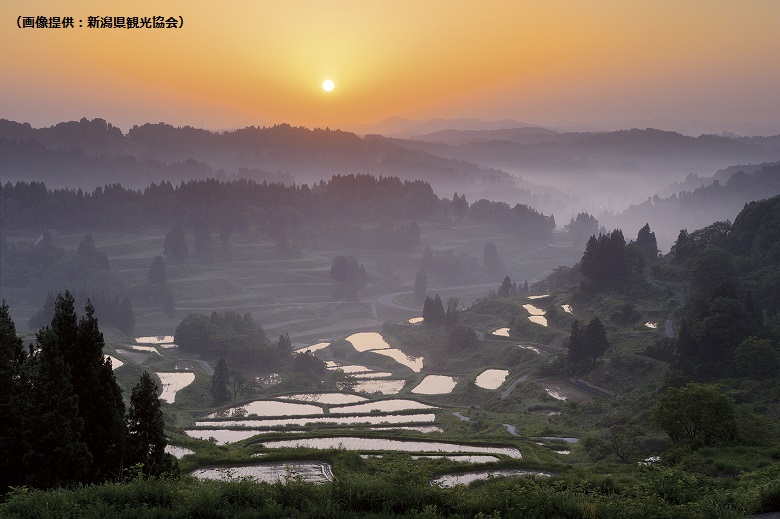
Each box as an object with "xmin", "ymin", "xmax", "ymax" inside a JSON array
[{"xmin": 2, "ymin": 463, "xmax": 777, "ymax": 519}]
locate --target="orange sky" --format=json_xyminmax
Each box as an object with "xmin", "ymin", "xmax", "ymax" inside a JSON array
[{"xmin": 2, "ymin": 0, "xmax": 779, "ymax": 133}]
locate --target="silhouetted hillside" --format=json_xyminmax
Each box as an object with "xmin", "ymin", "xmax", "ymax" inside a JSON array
[{"xmin": 0, "ymin": 119, "xmax": 511, "ymax": 193}]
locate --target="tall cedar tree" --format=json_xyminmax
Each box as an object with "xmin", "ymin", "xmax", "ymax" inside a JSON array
[
  {"xmin": 211, "ymin": 358, "xmax": 231, "ymax": 404},
  {"xmin": 636, "ymin": 223, "xmax": 658, "ymax": 263},
  {"xmin": 51, "ymin": 293, "xmax": 127, "ymax": 482},
  {"xmin": 74, "ymin": 300, "xmax": 128, "ymax": 481},
  {"xmin": 0, "ymin": 302, "xmax": 27, "ymax": 491},
  {"xmin": 127, "ymin": 372, "xmax": 177, "ymax": 476},
  {"xmin": 422, "ymin": 294, "xmax": 445, "ymax": 326},
  {"xmin": 277, "ymin": 332, "xmax": 292, "ymax": 359},
  {"xmin": 21, "ymin": 328, "xmax": 91, "ymax": 489}
]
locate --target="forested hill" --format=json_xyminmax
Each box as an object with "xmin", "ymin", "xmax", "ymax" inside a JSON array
[
  {"xmin": 601, "ymin": 162, "xmax": 780, "ymax": 250},
  {"xmin": 0, "ymin": 118, "xmax": 510, "ymax": 191}
]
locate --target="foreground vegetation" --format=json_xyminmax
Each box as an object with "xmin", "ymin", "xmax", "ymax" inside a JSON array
[{"xmin": 2, "ymin": 452, "xmax": 780, "ymax": 518}]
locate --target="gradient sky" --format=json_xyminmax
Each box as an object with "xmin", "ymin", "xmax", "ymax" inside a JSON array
[{"xmin": 2, "ymin": 0, "xmax": 779, "ymax": 133}]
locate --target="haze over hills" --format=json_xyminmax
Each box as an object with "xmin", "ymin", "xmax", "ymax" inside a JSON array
[{"xmin": 2, "ymin": 117, "xmax": 780, "ymax": 243}]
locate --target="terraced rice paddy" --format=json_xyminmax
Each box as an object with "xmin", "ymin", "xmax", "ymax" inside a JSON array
[
  {"xmin": 261, "ymin": 437, "xmax": 523, "ymax": 459},
  {"xmin": 492, "ymin": 328, "xmax": 510, "ymax": 336},
  {"xmin": 156, "ymin": 372, "xmax": 196, "ymax": 404},
  {"xmin": 474, "ymin": 369, "xmax": 509, "ymax": 389},
  {"xmin": 329, "ymin": 399, "xmax": 435, "ymax": 414},
  {"xmin": 283, "ymin": 393, "xmax": 367, "ymax": 404},
  {"xmin": 431, "ymin": 469, "xmax": 549, "ymax": 488},
  {"xmin": 130, "ymin": 344, "xmax": 162, "ymax": 355},
  {"xmin": 644, "ymin": 322, "xmax": 658, "ymax": 329},
  {"xmin": 412, "ymin": 455, "xmax": 500, "ymax": 463},
  {"xmin": 522, "ymin": 304, "xmax": 548, "ymax": 326},
  {"xmin": 195, "ymin": 413, "xmax": 437, "ymax": 428},
  {"xmin": 205, "ymin": 400, "xmax": 323, "ymax": 418},
  {"xmin": 135, "ymin": 335, "xmax": 175, "ymax": 344},
  {"xmin": 191, "ymin": 461, "xmax": 333, "ymax": 484},
  {"xmin": 353, "ymin": 379, "xmax": 405, "ymax": 394},
  {"xmin": 408, "ymin": 317, "xmax": 424, "ymax": 324},
  {"xmin": 411, "ymin": 375, "xmax": 458, "ymax": 394},
  {"xmin": 372, "ymin": 348, "xmax": 424, "ymax": 372},
  {"xmin": 105, "ymin": 354, "xmax": 123, "ymax": 370},
  {"xmin": 346, "ymin": 332, "xmax": 391, "ymax": 352},
  {"xmin": 561, "ymin": 304, "xmax": 573, "ymax": 313},
  {"xmin": 165, "ymin": 445, "xmax": 194, "ymax": 458}
]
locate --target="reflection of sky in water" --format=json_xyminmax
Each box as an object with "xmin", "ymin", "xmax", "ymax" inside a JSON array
[
  {"xmin": 474, "ymin": 369, "xmax": 508, "ymax": 389},
  {"xmin": 156, "ymin": 372, "xmax": 195, "ymax": 403},
  {"xmin": 346, "ymin": 332, "xmax": 391, "ymax": 351},
  {"xmin": 412, "ymin": 375, "xmax": 457, "ymax": 394},
  {"xmin": 262, "ymin": 437, "xmax": 522, "ymax": 459}
]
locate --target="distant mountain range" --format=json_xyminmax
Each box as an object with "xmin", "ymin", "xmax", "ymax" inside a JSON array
[{"xmin": 2, "ymin": 118, "xmax": 778, "ymax": 229}]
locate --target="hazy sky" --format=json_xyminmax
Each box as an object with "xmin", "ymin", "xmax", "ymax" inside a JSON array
[{"xmin": 2, "ymin": 0, "xmax": 779, "ymax": 133}]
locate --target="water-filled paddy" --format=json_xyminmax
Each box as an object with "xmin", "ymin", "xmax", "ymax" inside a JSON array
[
  {"xmin": 330, "ymin": 399, "xmax": 435, "ymax": 414},
  {"xmin": 115, "ymin": 348, "xmax": 149, "ymax": 364},
  {"xmin": 283, "ymin": 393, "xmax": 367, "ymax": 405},
  {"xmin": 186, "ymin": 429, "xmax": 264, "ymax": 445},
  {"xmin": 412, "ymin": 455, "xmax": 500, "ymax": 463},
  {"xmin": 261, "ymin": 437, "xmax": 522, "ymax": 458},
  {"xmin": 544, "ymin": 387, "xmax": 567, "ymax": 401},
  {"xmin": 372, "ymin": 425, "xmax": 444, "ymax": 434},
  {"xmin": 105, "ymin": 354, "xmax": 123, "ymax": 370},
  {"xmin": 205, "ymin": 400, "xmax": 323, "ymax": 418},
  {"xmin": 196, "ymin": 413, "xmax": 437, "ymax": 429},
  {"xmin": 474, "ymin": 369, "xmax": 509, "ymax": 390},
  {"xmin": 411, "ymin": 375, "xmax": 458, "ymax": 395},
  {"xmin": 522, "ymin": 304, "xmax": 545, "ymax": 315},
  {"xmin": 346, "ymin": 332, "xmax": 390, "ymax": 352},
  {"xmin": 191, "ymin": 461, "xmax": 333, "ymax": 484},
  {"xmin": 156, "ymin": 372, "xmax": 196, "ymax": 403},
  {"xmin": 372, "ymin": 348, "xmax": 424, "ymax": 372},
  {"xmin": 431, "ymin": 469, "xmax": 550, "ymax": 488},
  {"xmin": 165, "ymin": 445, "xmax": 194, "ymax": 458},
  {"xmin": 528, "ymin": 315, "xmax": 548, "ymax": 327},
  {"xmin": 353, "ymin": 379, "xmax": 405, "ymax": 394},
  {"xmin": 135, "ymin": 335, "xmax": 175, "ymax": 344},
  {"xmin": 492, "ymin": 328, "xmax": 510, "ymax": 337},
  {"xmin": 327, "ymin": 363, "xmax": 374, "ymax": 374},
  {"xmin": 353, "ymin": 371, "xmax": 392, "ymax": 379}
]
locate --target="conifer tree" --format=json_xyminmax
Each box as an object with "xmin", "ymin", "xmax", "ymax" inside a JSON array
[
  {"xmin": 277, "ymin": 332, "xmax": 292, "ymax": 359},
  {"xmin": 127, "ymin": 372, "xmax": 177, "ymax": 476},
  {"xmin": 74, "ymin": 300, "xmax": 128, "ymax": 482},
  {"xmin": 0, "ymin": 301, "xmax": 27, "ymax": 491},
  {"xmin": 21, "ymin": 328, "xmax": 91, "ymax": 488},
  {"xmin": 211, "ymin": 358, "xmax": 231, "ymax": 404}
]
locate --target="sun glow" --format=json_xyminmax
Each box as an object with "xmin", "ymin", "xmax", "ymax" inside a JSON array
[{"xmin": 322, "ymin": 79, "xmax": 335, "ymax": 92}]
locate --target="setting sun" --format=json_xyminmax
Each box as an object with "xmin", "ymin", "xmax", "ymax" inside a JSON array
[{"xmin": 322, "ymin": 80, "xmax": 335, "ymax": 92}]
